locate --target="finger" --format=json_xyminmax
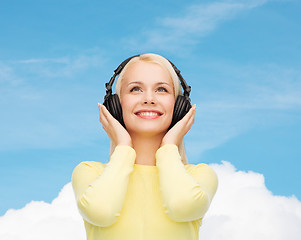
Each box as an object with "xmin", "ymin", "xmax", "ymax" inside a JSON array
[
  {"xmin": 184, "ymin": 110, "xmax": 195, "ymax": 130},
  {"xmin": 189, "ymin": 104, "xmax": 196, "ymax": 120},
  {"xmin": 99, "ymin": 103, "xmax": 112, "ymax": 123},
  {"xmin": 178, "ymin": 105, "xmax": 196, "ymax": 131},
  {"xmin": 98, "ymin": 103, "xmax": 106, "ymax": 121},
  {"xmin": 98, "ymin": 103, "xmax": 109, "ymax": 126},
  {"xmin": 186, "ymin": 111, "xmax": 195, "ymax": 129},
  {"xmin": 99, "ymin": 103, "xmax": 118, "ymax": 124},
  {"xmin": 186, "ymin": 104, "xmax": 196, "ymax": 120},
  {"xmin": 188, "ymin": 104, "xmax": 196, "ymax": 116},
  {"xmin": 182, "ymin": 104, "xmax": 196, "ymax": 121},
  {"xmin": 186, "ymin": 105, "xmax": 196, "ymax": 126}
]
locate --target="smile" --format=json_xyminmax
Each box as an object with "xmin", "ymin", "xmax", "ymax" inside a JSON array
[{"xmin": 135, "ymin": 110, "xmax": 163, "ymax": 119}]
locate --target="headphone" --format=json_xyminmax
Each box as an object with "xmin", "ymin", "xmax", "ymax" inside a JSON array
[{"xmin": 103, "ymin": 54, "xmax": 192, "ymax": 129}]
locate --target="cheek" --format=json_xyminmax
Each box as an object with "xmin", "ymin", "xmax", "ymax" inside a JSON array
[
  {"xmin": 120, "ymin": 95, "xmax": 135, "ymax": 113},
  {"xmin": 164, "ymin": 96, "xmax": 176, "ymax": 113}
]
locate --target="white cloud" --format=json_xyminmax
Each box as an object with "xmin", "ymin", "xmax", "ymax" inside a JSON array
[
  {"xmin": 125, "ymin": 0, "xmax": 269, "ymax": 51},
  {"xmin": 1, "ymin": 162, "xmax": 300, "ymax": 240},
  {"xmin": 0, "ymin": 183, "xmax": 85, "ymax": 240},
  {"xmin": 200, "ymin": 161, "xmax": 301, "ymax": 240}
]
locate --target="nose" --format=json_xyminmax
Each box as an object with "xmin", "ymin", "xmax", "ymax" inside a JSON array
[{"xmin": 143, "ymin": 90, "xmax": 156, "ymax": 105}]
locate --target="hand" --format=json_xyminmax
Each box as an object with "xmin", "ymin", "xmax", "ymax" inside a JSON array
[
  {"xmin": 161, "ymin": 104, "xmax": 196, "ymax": 147},
  {"xmin": 98, "ymin": 103, "xmax": 132, "ymax": 147}
]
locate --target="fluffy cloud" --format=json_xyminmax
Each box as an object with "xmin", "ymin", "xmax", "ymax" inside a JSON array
[
  {"xmin": 200, "ymin": 161, "xmax": 301, "ymax": 240},
  {"xmin": 1, "ymin": 161, "xmax": 300, "ymax": 240},
  {"xmin": 0, "ymin": 183, "xmax": 85, "ymax": 240}
]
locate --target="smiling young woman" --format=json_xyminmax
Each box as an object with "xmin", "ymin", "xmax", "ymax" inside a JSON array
[{"xmin": 71, "ymin": 53, "xmax": 218, "ymax": 240}]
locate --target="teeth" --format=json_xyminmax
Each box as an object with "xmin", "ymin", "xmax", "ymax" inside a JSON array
[{"xmin": 139, "ymin": 112, "xmax": 159, "ymax": 116}]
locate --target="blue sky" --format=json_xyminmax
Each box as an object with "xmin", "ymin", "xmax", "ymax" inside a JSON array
[{"xmin": 0, "ymin": 0, "xmax": 300, "ymax": 216}]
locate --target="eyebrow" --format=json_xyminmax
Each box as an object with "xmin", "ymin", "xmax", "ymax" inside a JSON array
[
  {"xmin": 127, "ymin": 81, "xmax": 142, "ymax": 86},
  {"xmin": 127, "ymin": 81, "xmax": 172, "ymax": 87}
]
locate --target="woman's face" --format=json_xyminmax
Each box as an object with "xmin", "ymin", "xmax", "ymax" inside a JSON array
[{"xmin": 120, "ymin": 60, "xmax": 175, "ymax": 137}]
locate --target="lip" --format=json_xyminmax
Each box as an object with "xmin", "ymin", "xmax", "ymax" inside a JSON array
[{"xmin": 134, "ymin": 110, "xmax": 163, "ymax": 119}]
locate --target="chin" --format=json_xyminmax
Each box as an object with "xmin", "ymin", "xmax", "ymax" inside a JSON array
[{"xmin": 125, "ymin": 122, "xmax": 170, "ymax": 137}]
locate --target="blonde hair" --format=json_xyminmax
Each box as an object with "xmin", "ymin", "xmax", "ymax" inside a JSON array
[{"xmin": 110, "ymin": 53, "xmax": 188, "ymax": 164}]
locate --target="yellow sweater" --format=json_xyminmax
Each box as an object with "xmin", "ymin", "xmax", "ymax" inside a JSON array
[{"xmin": 72, "ymin": 144, "xmax": 218, "ymax": 240}]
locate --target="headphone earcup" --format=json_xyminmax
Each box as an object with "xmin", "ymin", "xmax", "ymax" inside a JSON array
[
  {"xmin": 170, "ymin": 95, "xmax": 192, "ymax": 129},
  {"xmin": 103, "ymin": 94, "xmax": 125, "ymax": 128}
]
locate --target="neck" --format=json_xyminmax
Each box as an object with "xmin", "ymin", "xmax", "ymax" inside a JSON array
[{"xmin": 130, "ymin": 133, "xmax": 165, "ymax": 166}]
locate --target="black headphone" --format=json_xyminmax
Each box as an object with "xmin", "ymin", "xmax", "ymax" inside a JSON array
[{"xmin": 103, "ymin": 54, "xmax": 192, "ymax": 129}]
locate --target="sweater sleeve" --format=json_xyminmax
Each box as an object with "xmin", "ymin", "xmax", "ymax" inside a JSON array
[
  {"xmin": 156, "ymin": 144, "xmax": 218, "ymax": 222},
  {"xmin": 71, "ymin": 145, "xmax": 136, "ymax": 227}
]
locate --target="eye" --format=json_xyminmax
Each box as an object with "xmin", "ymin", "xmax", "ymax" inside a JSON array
[
  {"xmin": 130, "ymin": 86, "xmax": 141, "ymax": 92},
  {"xmin": 156, "ymin": 87, "xmax": 168, "ymax": 93}
]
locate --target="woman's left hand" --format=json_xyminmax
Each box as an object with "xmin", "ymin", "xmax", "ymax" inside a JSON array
[{"xmin": 161, "ymin": 104, "xmax": 196, "ymax": 147}]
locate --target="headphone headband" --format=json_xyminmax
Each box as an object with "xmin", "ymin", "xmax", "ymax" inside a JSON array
[{"xmin": 104, "ymin": 54, "xmax": 191, "ymax": 100}]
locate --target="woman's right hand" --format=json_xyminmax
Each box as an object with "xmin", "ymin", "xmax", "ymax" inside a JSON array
[{"xmin": 98, "ymin": 103, "xmax": 132, "ymax": 147}]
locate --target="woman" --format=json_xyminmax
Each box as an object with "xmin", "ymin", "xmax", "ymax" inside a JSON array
[{"xmin": 72, "ymin": 53, "xmax": 218, "ymax": 240}]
